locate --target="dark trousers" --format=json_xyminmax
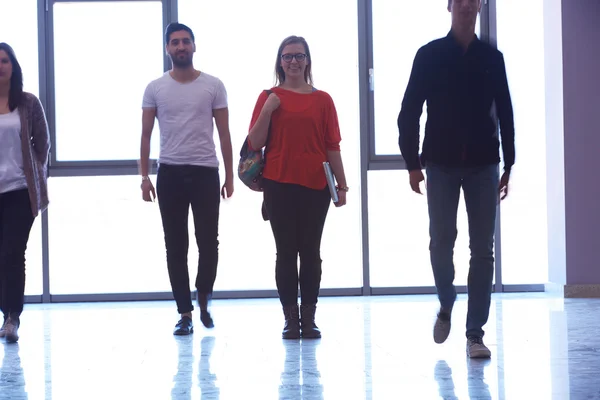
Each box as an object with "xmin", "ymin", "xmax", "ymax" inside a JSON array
[
  {"xmin": 0, "ymin": 189, "xmax": 35, "ymax": 320},
  {"xmin": 263, "ymin": 179, "xmax": 331, "ymax": 307},
  {"xmin": 425, "ymin": 162, "xmax": 499, "ymax": 338},
  {"xmin": 156, "ymin": 164, "xmax": 220, "ymax": 314}
]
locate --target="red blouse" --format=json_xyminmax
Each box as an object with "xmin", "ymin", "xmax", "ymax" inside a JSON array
[{"xmin": 248, "ymin": 87, "xmax": 342, "ymax": 190}]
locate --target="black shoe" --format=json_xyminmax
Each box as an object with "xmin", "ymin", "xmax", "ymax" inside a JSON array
[
  {"xmin": 173, "ymin": 316, "xmax": 194, "ymax": 336},
  {"xmin": 300, "ymin": 304, "xmax": 321, "ymax": 339},
  {"xmin": 282, "ymin": 304, "xmax": 301, "ymax": 340},
  {"xmin": 200, "ymin": 310, "xmax": 214, "ymax": 329},
  {"xmin": 197, "ymin": 293, "xmax": 215, "ymax": 328}
]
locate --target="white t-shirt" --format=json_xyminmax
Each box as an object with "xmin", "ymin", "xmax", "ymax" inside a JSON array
[
  {"xmin": 0, "ymin": 108, "xmax": 27, "ymax": 194},
  {"xmin": 142, "ymin": 71, "xmax": 228, "ymax": 168}
]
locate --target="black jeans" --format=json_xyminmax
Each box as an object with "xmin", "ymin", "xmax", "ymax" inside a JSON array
[
  {"xmin": 263, "ymin": 179, "xmax": 331, "ymax": 307},
  {"xmin": 0, "ymin": 189, "xmax": 35, "ymax": 319},
  {"xmin": 156, "ymin": 164, "xmax": 220, "ymax": 314}
]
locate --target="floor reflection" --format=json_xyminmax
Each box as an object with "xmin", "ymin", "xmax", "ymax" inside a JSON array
[
  {"xmin": 172, "ymin": 336, "xmax": 193, "ymax": 400},
  {"xmin": 434, "ymin": 359, "xmax": 492, "ymax": 400},
  {"xmin": 1, "ymin": 343, "xmax": 27, "ymax": 400},
  {"xmin": 198, "ymin": 336, "xmax": 219, "ymax": 399},
  {"xmin": 171, "ymin": 335, "xmax": 219, "ymax": 400},
  {"xmin": 279, "ymin": 340, "xmax": 324, "ymax": 400}
]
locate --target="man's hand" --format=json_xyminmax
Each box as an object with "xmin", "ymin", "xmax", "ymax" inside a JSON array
[
  {"xmin": 221, "ymin": 178, "xmax": 234, "ymax": 199},
  {"xmin": 499, "ymin": 170, "xmax": 510, "ymax": 200},
  {"xmin": 141, "ymin": 178, "xmax": 156, "ymax": 202},
  {"xmin": 409, "ymin": 170, "xmax": 425, "ymax": 194}
]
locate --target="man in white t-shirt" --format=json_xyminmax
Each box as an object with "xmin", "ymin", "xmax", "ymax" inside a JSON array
[{"xmin": 139, "ymin": 22, "xmax": 234, "ymax": 335}]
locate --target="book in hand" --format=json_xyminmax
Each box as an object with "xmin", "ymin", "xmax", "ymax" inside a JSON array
[{"xmin": 323, "ymin": 162, "xmax": 339, "ymax": 203}]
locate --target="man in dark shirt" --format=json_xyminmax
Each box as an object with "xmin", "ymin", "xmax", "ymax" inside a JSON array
[{"xmin": 398, "ymin": 0, "xmax": 515, "ymax": 358}]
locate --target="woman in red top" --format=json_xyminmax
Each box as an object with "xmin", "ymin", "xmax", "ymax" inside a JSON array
[{"xmin": 248, "ymin": 36, "xmax": 348, "ymax": 339}]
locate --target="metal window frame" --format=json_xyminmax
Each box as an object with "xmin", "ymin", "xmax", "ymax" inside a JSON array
[{"xmin": 26, "ymin": 0, "xmax": 542, "ymax": 306}]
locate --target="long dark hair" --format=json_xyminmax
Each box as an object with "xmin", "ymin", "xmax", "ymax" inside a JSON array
[
  {"xmin": 0, "ymin": 43, "xmax": 24, "ymax": 111},
  {"xmin": 274, "ymin": 36, "xmax": 313, "ymax": 86}
]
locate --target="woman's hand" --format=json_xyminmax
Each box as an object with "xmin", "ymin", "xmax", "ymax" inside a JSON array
[
  {"xmin": 263, "ymin": 93, "xmax": 281, "ymax": 114},
  {"xmin": 334, "ymin": 189, "xmax": 347, "ymax": 207}
]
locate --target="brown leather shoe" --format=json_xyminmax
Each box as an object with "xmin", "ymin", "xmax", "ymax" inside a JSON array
[{"xmin": 4, "ymin": 315, "xmax": 20, "ymax": 343}]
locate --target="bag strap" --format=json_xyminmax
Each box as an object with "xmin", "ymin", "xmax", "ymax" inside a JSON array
[{"xmin": 263, "ymin": 89, "xmax": 273, "ymax": 156}]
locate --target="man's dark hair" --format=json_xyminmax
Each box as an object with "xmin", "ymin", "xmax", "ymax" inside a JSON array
[
  {"xmin": 165, "ymin": 22, "xmax": 195, "ymax": 44},
  {"xmin": 0, "ymin": 42, "xmax": 24, "ymax": 111}
]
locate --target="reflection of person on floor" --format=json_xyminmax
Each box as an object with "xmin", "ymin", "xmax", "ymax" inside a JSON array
[
  {"xmin": 171, "ymin": 336, "xmax": 193, "ymax": 400},
  {"xmin": 467, "ymin": 359, "xmax": 492, "ymax": 400},
  {"xmin": 433, "ymin": 359, "xmax": 492, "ymax": 400},
  {"xmin": 198, "ymin": 336, "xmax": 219, "ymax": 399},
  {"xmin": 398, "ymin": 0, "xmax": 516, "ymax": 358},
  {"xmin": 0, "ymin": 42, "xmax": 50, "ymax": 344},
  {"xmin": 434, "ymin": 360, "xmax": 458, "ymax": 400},
  {"xmin": 279, "ymin": 340, "xmax": 323, "ymax": 400},
  {"xmin": 1, "ymin": 343, "xmax": 28, "ymax": 398},
  {"xmin": 139, "ymin": 22, "xmax": 234, "ymax": 336},
  {"xmin": 247, "ymin": 35, "xmax": 349, "ymax": 340}
]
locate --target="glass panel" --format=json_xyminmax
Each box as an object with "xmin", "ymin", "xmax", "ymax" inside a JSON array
[
  {"xmin": 177, "ymin": 0, "xmax": 363, "ymax": 290},
  {"xmin": 48, "ymin": 175, "xmax": 269, "ymax": 294},
  {"xmin": 48, "ymin": 176, "xmax": 168, "ymax": 295},
  {"xmin": 497, "ymin": 0, "xmax": 548, "ymax": 284},
  {"xmin": 368, "ymin": 170, "xmax": 494, "ymax": 288},
  {"xmin": 52, "ymin": 1, "xmax": 163, "ymax": 161},
  {"xmin": 0, "ymin": 0, "xmax": 39, "ymax": 96},
  {"xmin": 372, "ymin": 1, "xmax": 480, "ymax": 156},
  {"xmin": 48, "ymin": 174, "xmax": 361, "ymax": 294}
]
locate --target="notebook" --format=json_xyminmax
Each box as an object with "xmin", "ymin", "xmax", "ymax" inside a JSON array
[{"xmin": 323, "ymin": 162, "xmax": 339, "ymax": 203}]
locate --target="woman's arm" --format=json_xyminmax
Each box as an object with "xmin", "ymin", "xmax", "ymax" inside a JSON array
[
  {"xmin": 30, "ymin": 96, "xmax": 50, "ymax": 165},
  {"xmin": 327, "ymin": 150, "xmax": 347, "ymax": 189},
  {"xmin": 248, "ymin": 91, "xmax": 279, "ymax": 150}
]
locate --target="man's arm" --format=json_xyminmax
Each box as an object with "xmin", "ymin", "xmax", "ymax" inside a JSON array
[
  {"xmin": 398, "ymin": 48, "xmax": 428, "ymax": 171},
  {"xmin": 214, "ymin": 107, "xmax": 234, "ymax": 184},
  {"xmin": 495, "ymin": 53, "xmax": 515, "ymax": 172},
  {"xmin": 139, "ymin": 108, "xmax": 156, "ymax": 177}
]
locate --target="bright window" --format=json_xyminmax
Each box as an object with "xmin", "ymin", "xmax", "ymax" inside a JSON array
[
  {"xmin": 52, "ymin": 1, "xmax": 163, "ymax": 161},
  {"xmin": 372, "ymin": 0, "xmax": 480, "ymax": 156},
  {"xmin": 497, "ymin": 0, "xmax": 548, "ymax": 284},
  {"xmin": 368, "ymin": 170, "xmax": 487, "ymax": 287},
  {"xmin": 0, "ymin": 0, "xmax": 39, "ymax": 96}
]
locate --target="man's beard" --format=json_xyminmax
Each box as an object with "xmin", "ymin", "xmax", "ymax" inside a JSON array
[{"xmin": 171, "ymin": 53, "xmax": 193, "ymax": 67}]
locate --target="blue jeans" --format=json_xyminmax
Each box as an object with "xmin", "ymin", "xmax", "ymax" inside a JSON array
[{"xmin": 426, "ymin": 162, "xmax": 499, "ymax": 338}]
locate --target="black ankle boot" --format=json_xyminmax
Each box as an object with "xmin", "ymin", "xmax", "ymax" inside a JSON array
[
  {"xmin": 282, "ymin": 304, "xmax": 300, "ymax": 339},
  {"xmin": 300, "ymin": 304, "xmax": 321, "ymax": 339}
]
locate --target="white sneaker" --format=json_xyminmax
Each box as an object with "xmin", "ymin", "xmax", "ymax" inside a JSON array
[
  {"xmin": 0, "ymin": 320, "xmax": 6, "ymax": 338},
  {"xmin": 466, "ymin": 336, "xmax": 491, "ymax": 358},
  {"xmin": 433, "ymin": 309, "xmax": 452, "ymax": 344}
]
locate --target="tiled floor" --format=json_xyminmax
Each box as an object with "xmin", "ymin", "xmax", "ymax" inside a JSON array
[{"xmin": 1, "ymin": 293, "xmax": 599, "ymax": 399}]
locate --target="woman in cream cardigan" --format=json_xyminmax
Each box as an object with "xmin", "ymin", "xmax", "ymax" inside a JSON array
[{"xmin": 0, "ymin": 42, "xmax": 50, "ymax": 343}]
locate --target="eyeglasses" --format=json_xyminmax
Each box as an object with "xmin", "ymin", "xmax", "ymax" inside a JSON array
[{"xmin": 281, "ymin": 53, "xmax": 307, "ymax": 63}]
